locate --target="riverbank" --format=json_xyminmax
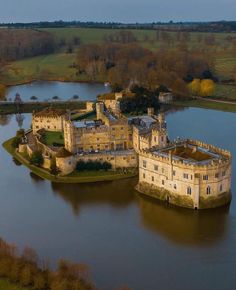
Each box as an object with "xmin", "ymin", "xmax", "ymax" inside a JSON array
[
  {"xmin": 0, "ymin": 279, "xmax": 28, "ymax": 290},
  {"xmin": 171, "ymin": 98, "xmax": 236, "ymax": 113},
  {"xmin": 2, "ymin": 139, "xmax": 137, "ymax": 183},
  {"xmin": 0, "ymin": 100, "xmax": 87, "ymax": 115}
]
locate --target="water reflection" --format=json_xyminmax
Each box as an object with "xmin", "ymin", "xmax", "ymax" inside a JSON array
[
  {"xmin": 138, "ymin": 194, "xmax": 230, "ymax": 247},
  {"xmin": 51, "ymin": 178, "xmax": 137, "ymax": 215},
  {"xmin": 29, "ymin": 172, "xmax": 45, "ymax": 183},
  {"xmin": 0, "ymin": 114, "xmax": 12, "ymax": 126}
]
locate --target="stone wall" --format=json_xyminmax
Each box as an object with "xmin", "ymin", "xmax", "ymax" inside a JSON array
[{"xmin": 138, "ymin": 142, "xmax": 232, "ymax": 209}]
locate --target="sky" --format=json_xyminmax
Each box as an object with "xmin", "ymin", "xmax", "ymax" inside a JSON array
[{"xmin": 0, "ymin": 0, "xmax": 235, "ymax": 23}]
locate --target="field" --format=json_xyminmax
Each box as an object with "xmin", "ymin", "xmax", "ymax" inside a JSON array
[
  {"xmin": 0, "ymin": 279, "xmax": 28, "ymax": 290},
  {"xmin": 1, "ymin": 27, "xmax": 236, "ymax": 110}
]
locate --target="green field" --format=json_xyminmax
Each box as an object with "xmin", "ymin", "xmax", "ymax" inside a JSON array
[
  {"xmin": 43, "ymin": 131, "xmax": 64, "ymax": 146},
  {"xmin": 1, "ymin": 27, "xmax": 236, "ymax": 111},
  {"xmin": 214, "ymin": 83, "xmax": 236, "ymax": 100},
  {"xmin": 2, "ymin": 53, "xmax": 78, "ymax": 85},
  {"xmin": 0, "ymin": 279, "xmax": 28, "ymax": 290}
]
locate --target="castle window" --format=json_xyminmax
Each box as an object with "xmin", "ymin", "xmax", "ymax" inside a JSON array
[
  {"xmin": 161, "ymin": 136, "xmax": 164, "ymax": 142},
  {"xmin": 162, "ymin": 180, "xmax": 165, "ymax": 185},
  {"xmin": 143, "ymin": 161, "xmax": 147, "ymax": 168},
  {"xmin": 203, "ymin": 175, "xmax": 208, "ymax": 180},
  {"xmin": 143, "ymin": 173, "xmax": 145, "ymax": 179},
  {"xmin": 222, "ymin": 171, "xmax": 226, "ymax": 177},
  {"xmin": 174, "ymin": 184, "xmax": 177, "ymax": 190},
  {"xmin": 162, "ymin": 168, "xmax": 164, "ymax": 173},
  {"xmin": 152, "ymin": 176, "xmax": 154, "ymax": 182},
  {"xmin": 173, "ymin": 170, "xmax": 176, "ymax": 176},
  {"xmin": 154, "ymin": 137, "xmax": 157, "ymax": 142},
  {"xmin": 183, "ymin": 173, "xmax": 188, "ymax": 179},
  {"xmin": 187, "ymin": 186, "xmax": 191, "ymax": 195},
  {"xmin": 154, "ymin": 165, "xmax": 158, "ymax": 171},
  {"xmin": 121, "ymin": 127, "xmax": 124, "ymax": 130},
  {"xmin": 97, "ymin": 138, "xmax": 100, "ymax": 141},
  {"xmin": 207, "ymin": 186, "xmax": 211, "ymax": 195},
  {"xmin": 215, "ymin": 173, "xmax": 219, "ymax": 178},
  {"xmin": 220, "ymin": 184, "xmax": 223, "ymax": 192}
]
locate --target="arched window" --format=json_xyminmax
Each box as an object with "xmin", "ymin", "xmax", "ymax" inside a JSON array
[
  {"xmin": 207, "ymin": 186, "xmax": 211, "ymax": 195},
  {"xmin": 187, "ymin": 186, "xmax": 191, "ymax": 195}
]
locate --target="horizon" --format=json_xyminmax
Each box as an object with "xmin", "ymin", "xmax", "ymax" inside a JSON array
[{"xmin": 0, "ymin": 0, "xmax": 235, "ymax": 23}]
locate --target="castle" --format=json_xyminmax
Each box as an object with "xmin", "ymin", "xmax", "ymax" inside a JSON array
[{"xmin": 19, "ymin": 94, "xmax": 232, "ymax": 210}]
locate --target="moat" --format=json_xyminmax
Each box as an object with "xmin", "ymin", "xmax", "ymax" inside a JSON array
[{"xmin": 1, "ymin": 107, "xmax": 236, "ymax": 290}]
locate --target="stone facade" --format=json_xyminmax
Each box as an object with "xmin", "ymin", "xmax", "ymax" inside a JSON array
[
  {"xmin": 76, "ymin": 150, "xmax": 138, "ymax": 170},
  {"xmin": 137, "ymin": 140, "xmax": 232, "ymax": 209},
  {"xmin": 32, "ymin": 108, "xmax": 69, "ymax": 134}
]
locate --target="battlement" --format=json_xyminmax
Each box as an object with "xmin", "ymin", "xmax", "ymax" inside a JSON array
[{"xmin": 140, "ymin": 139, "xmax": 231, "ymax": 169}]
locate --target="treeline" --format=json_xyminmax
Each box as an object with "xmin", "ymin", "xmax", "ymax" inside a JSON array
[
  {"xmin": 0, "ymin": 20, "xmax": 235, "ymax": 32},
  {"xmin": 0, "ymin": 29, "xmax": 55, "ymax": 62},
  {"xmin": 120, "ymin": 86, "xmax": 162, "ymax": 114},
  {"xmin": 0, "ymin": 238, "xmax": 94, "ymax": 290},
  {"xmin": 76, "ymin": 42, "xmax": 215, "ymax": 98}
]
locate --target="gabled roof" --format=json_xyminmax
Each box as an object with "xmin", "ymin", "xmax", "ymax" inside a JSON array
[{"xmin": 56, "ymin": 147, "xmax": 73, "ymax": 158}]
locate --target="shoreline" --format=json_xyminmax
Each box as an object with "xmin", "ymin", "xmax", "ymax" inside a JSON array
[{"xmin": 2, "ymin": 138, "xmax": 137, "ymax": 184}]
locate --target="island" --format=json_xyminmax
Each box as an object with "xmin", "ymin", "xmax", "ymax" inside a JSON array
[{"xmin": 3, "ymin": 92, "xmax": 232, "ymax": 209}]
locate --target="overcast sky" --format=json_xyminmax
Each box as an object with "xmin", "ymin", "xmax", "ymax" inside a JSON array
[{"xmin": 0, "ymin": 0, "xmax": 235, "ymax": 23}]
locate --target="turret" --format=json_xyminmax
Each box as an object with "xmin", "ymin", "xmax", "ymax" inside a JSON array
[
  {"xmin": 147, "ymin": 107, "xmax": 154, "ymax": 117},
  {"xmin": 96, "ymin": 102, "xmax": 105, "ymax": 120}
]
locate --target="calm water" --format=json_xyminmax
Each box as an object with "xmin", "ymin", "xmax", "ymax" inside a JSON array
[
  {"xmin": 0, "ymin": 108, "xmax": 236, "ymax": 290},
  {"xmin": 6, "ymin": 81, "xmax": 110, "ymax": 101}
]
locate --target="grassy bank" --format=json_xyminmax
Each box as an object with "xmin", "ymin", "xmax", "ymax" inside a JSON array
[
  {"xmin": 2, "ymin": 138, "xmax": 137, "ymax": 183},
  {"xmin": 171, "ymin": 99, "xmax": 236, "ymax": 113},
  {"xmin": 0, "ymin": 100, "xmax": 86, "ymax": 114},
  {"xmin": 0, "ymin": 279, "xmax": 28, "ymax": 290}
]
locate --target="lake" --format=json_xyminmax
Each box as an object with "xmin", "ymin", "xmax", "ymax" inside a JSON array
[
  {"xmin": 0, "ymin": 107, "xmax": 236, "ymax": 290},
  {"xmin": 6, "ymin": 81, "xmax": 111, "ymax": 102}
]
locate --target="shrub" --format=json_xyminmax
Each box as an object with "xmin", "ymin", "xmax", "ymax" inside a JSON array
[
  {"xmin": 76, "ymin": 160, "xmax": 112, "ymax": 171},
  {"xmin": 11, "ymin": 137, "xmax": 21, "ymax": 148},
  {"xmin": 30, "ymin": 151, "xmax": 44, "ymax": 167}
]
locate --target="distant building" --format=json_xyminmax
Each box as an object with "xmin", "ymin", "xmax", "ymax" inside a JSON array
[{"xmin": 159, "ymin": 92, "xmax": 173, "ymax": 104}]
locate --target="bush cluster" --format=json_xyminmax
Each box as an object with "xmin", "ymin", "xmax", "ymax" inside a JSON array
[
  {"xmin": 76, "ymin": 160, "xmax": 112, "ymax": 171},
  {"xmin": 0, "ymin": 238, "xmax": 94, "ymax": 290}
]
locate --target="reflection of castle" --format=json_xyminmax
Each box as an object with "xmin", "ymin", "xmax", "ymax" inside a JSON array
[
  {"xmin": 51, "ymin": 178, "xmax": 137, "ymax": 215},
  {"xmin": 138, "ymin": 195, "xmax": 229, "ymax": 247}
]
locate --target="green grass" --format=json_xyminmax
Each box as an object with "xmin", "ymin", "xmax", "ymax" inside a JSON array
[
  {"xmin": 2, "ymin": 138, "xmax": 136, "ymax": 183},
  {"xmin": 1, "ymin": 27, "xmax": 236, "ymax": 111},
  {"xmin": 0, "ymin": 279, "xmax": 28, "ymax": 290},
  {"xmin": 2, "ymin": 53, "xmax": 79, "ymax": 86},
  {"xmin": 43, "ymin": 131, "xmax": 64, "ymax": 146},
  {"xmin": 214, "ymin": 84, "xmax": 236, "ymax": 100},
  {"xmin": 172, "ymin": 99, "xmax": 236, "ymax": 113}
]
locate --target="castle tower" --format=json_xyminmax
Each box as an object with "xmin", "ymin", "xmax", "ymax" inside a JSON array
[
  {"xmin": 147, "ymin": 107, "xmax": 154, "ymax": 117},
  {"xmin": 96, "ymin": 102, "xmax": 105, "ymax": 120}
]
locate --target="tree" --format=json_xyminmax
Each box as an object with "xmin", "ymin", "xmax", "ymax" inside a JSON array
[
  {"xmin": 20, "ymin": 266, "xmax": 32, "ymax": 287},
  {"xmin": 200, "ymin": 79, "xmax": 215, "ymax": 97},
  {"xmin": 11, "ymin": 136, "xmax": 21, "ymax": 148},
  {"xmin": 30, "ymin": 151, "xmax": 44, "ymax": 167},
  {"xmin": 188, "ymin": 79, "xmax": 201, "ymax": 95},
  {"xmin": 0, "ymin": 83, "xmax": 6, "ymax": 99},
  {"xmin": 33, "ymin": 273, "xmax": 46, "ymax": 290}
]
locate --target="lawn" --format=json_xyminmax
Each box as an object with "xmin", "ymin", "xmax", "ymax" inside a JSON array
[
  {"xmin": 214, "ymin": 84, "xmax": 236, "ymax": 100},
  {"xmin": 43, "ymin": 131, "xmax": 64, "ymax": 146},
  {"xmin": 0, "ymin": 279, "xmax": 28, "ymax": 290},
  {"xmin": 2, "ymin": 53, "xmax": 79, "ymax": 86}
]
